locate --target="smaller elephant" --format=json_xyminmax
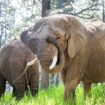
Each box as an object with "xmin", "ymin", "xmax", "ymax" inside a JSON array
[{"xmin": 0, "ymin": 39, "xmax": 39, "ymax": 99}]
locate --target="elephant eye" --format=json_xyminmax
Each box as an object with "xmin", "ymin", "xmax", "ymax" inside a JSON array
[
  {"xmin": 30, "ymin": 38, "xmax": 35, "ymax": 42},
  {"xmin": 56, "ymin": 36, "xmax": 60, "ymax": 40}
]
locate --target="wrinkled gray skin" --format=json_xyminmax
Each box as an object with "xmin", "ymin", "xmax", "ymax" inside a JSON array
[
  {"xmin": 21, "ymin": 14, "xmax": 105, "ymax": 100},
  {"xmin": 0, "ymin": 39, "xmax": 39, "ymax": 99}
]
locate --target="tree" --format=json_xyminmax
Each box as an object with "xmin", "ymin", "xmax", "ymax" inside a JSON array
[
  {"xmin": 51, "ymin": 0, "xmax": 100, "ymax": 20},
  {"xmin": 102, "ymin": 0, "xmax": 105, "ymax": 22},
  {"xmin": 0, "ymin": 0, "xmax": 15, "ymax": 47},
  {"xmin": 42, "ymin": 0, "xmax": 51, "ymax": 16},
  {"xmin": 9, "ymin": 0, "xmax": 41, "ymax": 38}
]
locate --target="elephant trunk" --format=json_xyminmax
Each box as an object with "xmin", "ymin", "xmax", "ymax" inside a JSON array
[{"xmin": 43, "ymin": 36, "xmax": 65, "ymax": 74}]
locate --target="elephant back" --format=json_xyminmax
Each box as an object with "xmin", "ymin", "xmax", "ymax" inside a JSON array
[
  {"xmin": 0, "ymin": 45, "xmax": 13, "ymax": 69},
  {"xmin": 10, "ymin": 39, "xmax": 36, "ymax": 63}
]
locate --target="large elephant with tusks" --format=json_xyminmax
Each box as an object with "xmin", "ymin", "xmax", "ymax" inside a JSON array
[{"xmin": 21, "ymin": 14, "xmax": 105, "ymax": 100}]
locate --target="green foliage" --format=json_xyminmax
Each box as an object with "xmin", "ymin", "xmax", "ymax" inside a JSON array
[
  {"xmin": 0, "ymin": 0, "xmax": 42, "ymax": 45},
  {"xmin": 0, "ymin": 0, "xmax": 16, "ymax": 46},
  {"xmin": 7, "ymin": 0, "xmax": 42, "ymax": 41},
  {"xmin": 51, "ymin": 0, "xmax": 100, "ymax": 20},
  {"xmin": 1, "ymin": 84, "xmax": 105, "ymax": 105},
  {"xmin": 1, "ymin": 0, "xmax": 104, "ymax": 45}
]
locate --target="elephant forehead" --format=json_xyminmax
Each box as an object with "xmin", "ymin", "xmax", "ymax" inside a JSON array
[
  {"xmin": 32, "ymin": 17, "xmax": 67, "ymax": 39},
  {"xmin": 50, "ymin": 25, "xmax": 65, "ymax": 36},
  {"xmin": 33, "ymin": 25, "xmax": 49, "ymax": 39},
  {"xmin": 33, "ymin": 25, "xmax": 65, "ymax": 39}
]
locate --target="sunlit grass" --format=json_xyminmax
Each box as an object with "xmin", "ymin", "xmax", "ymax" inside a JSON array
[{"xmin": 0, "ymin": 84, "xmax": 105, "ymax": 105}]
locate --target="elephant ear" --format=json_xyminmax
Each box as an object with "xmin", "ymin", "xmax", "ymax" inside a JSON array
[{"xmin": 67, "ymin": 23, "xmax": 86, "ymax": 58}]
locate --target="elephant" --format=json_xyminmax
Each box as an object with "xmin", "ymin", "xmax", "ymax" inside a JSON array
[
  {"xmin": 21, "ymin": 14, "xmax": 105, "ymax": 100},
  {"xmin": 0, "ymin": 39, "xmax": 39, "ymax": 99}
]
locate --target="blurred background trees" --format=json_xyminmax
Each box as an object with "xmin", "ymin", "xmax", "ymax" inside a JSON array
[
  {"xmin": 1, "ymin": 0, "xmax": 105, "ymax": 46},
  {"xmin": 0, "ymin": 0, "xmax": 105, "ymax": 88}
]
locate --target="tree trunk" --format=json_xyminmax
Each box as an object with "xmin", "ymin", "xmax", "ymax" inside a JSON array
[
  {"xmin": 42, "ymin": 0, "xmax": 50, "ymax": 17},
  {"xmin": 102, "ymin": 0, "xmax": 105, "ymax": 22}
]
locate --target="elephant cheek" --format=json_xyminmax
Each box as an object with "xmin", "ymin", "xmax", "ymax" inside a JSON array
[{"xmin": 28, "ymin": 39, "xmax": 41, "ymax": 54}]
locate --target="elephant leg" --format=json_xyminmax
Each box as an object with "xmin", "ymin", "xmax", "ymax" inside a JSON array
[
  {"xmin": 29, "ymin": 66, "xmax": 39, "ymax": 96},
  {"xmin": 0, "ymin": 74, "xmax": 6, "ymax": 97},
  {"xmin": 14, "ymin": 80, "xmax": 25, "ymax": 100},
  {"xmin": 25, "ymin": 83, "xmax": 29, "ymax": 92},
  {"xmin": 25, "ymin": 81, "xmax": 30, "ymax": 95},
  {"xmin": 64, "ymin": 50, "xmax": 87, "ymax": 101},
  {"xmin": 61, "ymin": 68, "xmax": 67, "ymax": 85},
  {"xmin": 12, "ymin": 86, "xmax": 17, "ymax": 97},
  {"xmin": 64, "ymin": 80, "xmax": 79, "ymax": 101},
  {"xmin": 83, "ymin": 82, "xmax": 91, "ymax": 97},
  {"xmin": 29, "ymin": 75, "xmax": 39, "ymax": 96},
  {"xmin": 64, "ymin": 68, "xmax": 81, "ymax": 101}
]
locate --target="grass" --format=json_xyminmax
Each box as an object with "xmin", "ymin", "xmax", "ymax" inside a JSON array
[{"xmin": 0, "ymin": 84, "xmax": 105, "ymax": 105}]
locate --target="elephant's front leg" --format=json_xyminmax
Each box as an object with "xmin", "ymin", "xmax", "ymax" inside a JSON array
[
  {"xmin": 14, "ymin": 79, "xmax": 25, "ymax": 100},
  {"xmin": 63, "ymin": 57, "xmax": 85, "ymax": 101},
  {"xmin": 61, "ymin": 67, "xmax": 79, "ymax": 101},
  {"xmin": 64, "ymin": 76, "xmax": 80, "ymax": 101},
  {"xmin": 12, "ymin": 86, "xmax": 17, "ymax": 97},
  {"xmin": 83, "ymin": 82, "xmax": 91, "ymax": 97},
  {"xmin": 29, "ymin": 66, "xmax": 39, "ymax": 96},
  {"xmin": 0, "ymin": 73, "xmax": 6, "ymax": 97},
  {"xmin": 29, "ymin": 75, "xmax": 39, "ymax": 96}
]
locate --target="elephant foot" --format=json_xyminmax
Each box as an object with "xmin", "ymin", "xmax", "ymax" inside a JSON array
[
  {"xmin": 12, "ymin": 87, "xmax": 17, "ymax": 97},
  {"xmin": 29, "ymin": 82, "xmax": 39, "ymax": 97},
  {"xmin": 31, "ymin": 87, "xmax": 39, "ymax": 97},
  {"xmin": 16, "ymin": 95, "xmax": 24, "ymax": 101},
  {"xmin": 0, "ymin": 76, "xmax": 6, "ymax": 98},
  {"xmin": 14, "ymin": 90, "xmax": 25, "ymax": 100},
  {"xmin": 16, "ymin": 91, "xmax": 25, "ymax": 100},
  {"xmin": 64, "ymin": 90, "xmax": 75, "ymax": 101},
  {"xmin": 64, "ymin": 92, "xmax": 76, "ymax": 105},
  {"xmin": 83, "ymin": 82, "xmax": 92, "ymax": 98},
  {"xmin": 64, "ymin": 81, "xmax": 78, "ymax": 102},
  {"xmin": 14, "ymin": 82, "xmax": 25, "ymax": 100}
]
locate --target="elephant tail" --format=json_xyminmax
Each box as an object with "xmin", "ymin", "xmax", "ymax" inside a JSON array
[{"xmin": 12, "ymin": 58, "xmax": 38, "ymax": 84}]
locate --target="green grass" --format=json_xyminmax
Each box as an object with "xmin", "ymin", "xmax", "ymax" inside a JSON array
[{"xmin": 0, "ymin": 84, "xmax": 105, "ymax": 105}]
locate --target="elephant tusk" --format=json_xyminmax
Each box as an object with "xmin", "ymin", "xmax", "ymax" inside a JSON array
[
  {"xmin": 49, "ymin": 55, "xmax": 58, "ymax": 70},
  {"xmin": 27, "ymin": 58, "xmax": 38, "ymax": 66},
  {"xmin": 12, "ymin": 58, "xmax": 38, "ymax": 84}
]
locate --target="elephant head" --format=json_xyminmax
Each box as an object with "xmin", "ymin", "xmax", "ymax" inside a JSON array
[{"xmin": 21, "ymin": 14, "xmax": 87, "ymax": 74}]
